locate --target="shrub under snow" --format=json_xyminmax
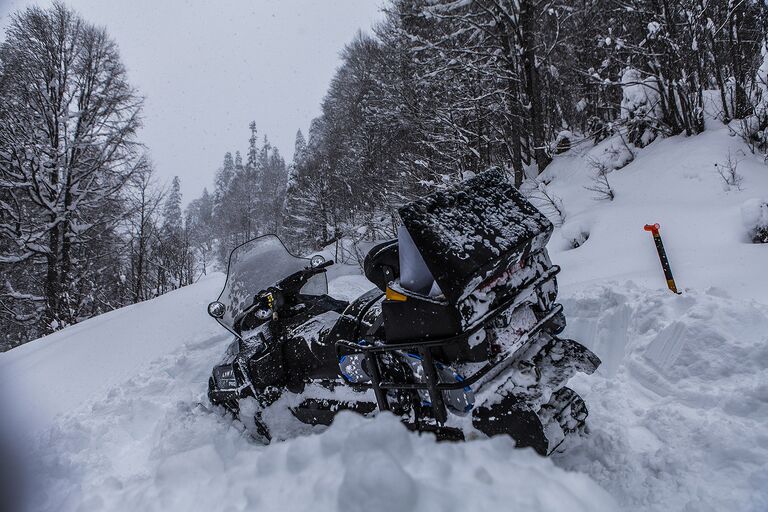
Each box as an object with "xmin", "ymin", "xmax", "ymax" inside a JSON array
[
  {"xmin": 620, "ymin": 67, "xmax": 662, "ymax": 147},
  {"xmin": 741, "ymin": 198, "xmax": 768, "ymax": 243}
]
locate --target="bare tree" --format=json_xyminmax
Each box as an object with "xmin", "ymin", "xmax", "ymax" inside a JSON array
[
  {"xmin": 0, "ymin": 3, "xmax": 143, "ymax": 333},
  {"xmin": 124, "ymin": 156, "xmax": 165, "ymax": 303},
  {"xmin": 525, "ymin": 179, "xmax": 567, "ymax": 227}
]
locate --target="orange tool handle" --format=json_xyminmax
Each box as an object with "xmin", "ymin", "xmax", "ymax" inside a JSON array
[
  {"xmin": 643, "ymin": 222, "xmax": 680, "ymax": 294},
  {"xmin": 643, "ymin": 223, "xmax": 660, "ymax": 235}
]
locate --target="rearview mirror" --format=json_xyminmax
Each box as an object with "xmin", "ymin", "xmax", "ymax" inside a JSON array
[
  {"xmin": 207, "ymin": 301, "xmax": 226, "ymax": 319},
  {"xmin": 310, "ymin": 255, "xmax": 326, "ymax": 268}
]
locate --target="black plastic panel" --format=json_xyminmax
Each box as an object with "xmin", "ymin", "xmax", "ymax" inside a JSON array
[{"xmin": 398, "ymin": 169, "xmax": 553, "ymax": 303}]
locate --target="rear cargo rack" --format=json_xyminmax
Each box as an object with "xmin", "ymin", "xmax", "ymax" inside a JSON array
[{"xmin": 335, "ymin": 266, "xmax": 561, "ymax": 424}]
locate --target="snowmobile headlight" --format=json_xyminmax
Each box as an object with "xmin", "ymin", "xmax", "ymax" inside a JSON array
[
  {"xmin": 213, "ymin": 364, "xmax": 238, "ymax": 389},
  {"xmin": 208, "ymin": 301, "xmax": 226, "ymax": 319},
  {"xmin": 310, "ymin": 254, "xmax": 326, "ymax": 267}
]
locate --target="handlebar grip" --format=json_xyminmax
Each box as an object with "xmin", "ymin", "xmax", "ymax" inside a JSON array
[{"xmin": 315, "ymin": 259, "xmax": 334, "ymax": 270}]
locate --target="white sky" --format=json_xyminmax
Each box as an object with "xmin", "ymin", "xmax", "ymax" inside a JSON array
[{"xmin": 0, "ymin": 0, "xmax": 384, "ymax": 203}]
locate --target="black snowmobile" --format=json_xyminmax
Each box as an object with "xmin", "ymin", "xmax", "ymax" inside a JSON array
[{"xmin": 207, "ymin": 169, "xmax": 600, "ymax": 455}]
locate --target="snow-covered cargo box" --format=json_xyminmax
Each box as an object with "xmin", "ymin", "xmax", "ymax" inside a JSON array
[{"xmin": 398, "ymin": 168, "xmax": 553, "ymax": 304}]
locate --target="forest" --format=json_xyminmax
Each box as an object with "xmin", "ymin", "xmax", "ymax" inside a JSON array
[{"xmin": 1, "ymin": 0, "xmax": 767, "ymax": 349}]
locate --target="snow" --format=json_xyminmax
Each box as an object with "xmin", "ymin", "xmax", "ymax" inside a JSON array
[
  {"xmin": 620, "ymin": 67, "xmax": 661, "ymax": 146},
  {"xmin": 541, "ymin": 108, "xmax": 768, "ymax": 304},
  {"xmin": 0, "ymin": 274, "xmax": 224, "ymax": 434},
  {"xmin": 1, "ymin": 270, "xmax": 616, "ymax": 512},
  {"xmin": 2, "ymin": 104, "xmax": 768, "ymax": 511},
  {"xmin": 556, "ymin": 284, "xmax": 768, "ymax": 512},
  {"xmin": 741, "ymin": 197, "xmax": 768, "ymax": 241}
]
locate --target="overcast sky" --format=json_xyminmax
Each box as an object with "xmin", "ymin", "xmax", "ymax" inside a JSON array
[{"xmin": 0, "ymin": 0, "xmax": 384, "ymax": 203}]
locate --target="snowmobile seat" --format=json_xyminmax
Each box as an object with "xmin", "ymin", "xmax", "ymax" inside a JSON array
[
  {"xmin": 363, "ymin": 239, "xmax": 399, "ymax": 292},
  {"xmin": 382, "ymin": 279, "xmax": 462, "ymax": 343}
]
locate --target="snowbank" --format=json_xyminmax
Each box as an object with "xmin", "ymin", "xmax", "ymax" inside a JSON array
[
  {"xmin": 557, "ymin": 284, "xmax": 768, "ymax": 512},
  {"xmin": 5, "ymin": 269, "xmax": 615, "ymax": 512},
  {"xmin": 10, "ymin": 289, "xmax": 616, "ymax": 512},
  {"xmin": 541, "ymin": 115, "xmax": 768, "ymax": 304},
  {"xmin": 0, "ymin": 274, "xmax": 226, "ymax": 434},
  {"xmin": 40, "ymin": 411, "xmax": 612, "ymax": 512}
]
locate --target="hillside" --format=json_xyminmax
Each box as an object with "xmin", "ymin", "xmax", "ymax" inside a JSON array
[{"xmin": 1, "ymin": 121, "xmax": 767, "ymax": 512}]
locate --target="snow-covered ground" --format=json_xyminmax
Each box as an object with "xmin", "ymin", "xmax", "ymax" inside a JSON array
[{"xmin": 2, "ymin": 117, "xmax": 767, "ymax": 511}]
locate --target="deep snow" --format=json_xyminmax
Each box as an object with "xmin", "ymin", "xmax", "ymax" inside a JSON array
[{"xmin": 2, "ymin": 115, "xmax": 767, "ymax": 511}]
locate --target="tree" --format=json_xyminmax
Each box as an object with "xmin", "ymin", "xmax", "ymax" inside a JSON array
[
  {"xmin": 185, "ymin": 187, "xmax": 214, "ymax": 275},
  {"xmin": 124, "ymin": 156, "xmax": 165, "ymax": 303},
  {"xmin": 0, "ymin": 3, "xmax": 142, "ymax": 336},
  {"xmin": 157, "ymin": 176, "xmax": 185, "ymax": 292}
]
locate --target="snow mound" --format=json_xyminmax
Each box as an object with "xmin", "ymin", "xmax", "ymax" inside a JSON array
[
  {"xmin": 741, "ymin": 197, "xmax": 768, "ymax": 242},
  {"xmin": 557, "ymin": 283, "xmax": 768, "ymax": 512},
  {"xmin": 26, "ymin": 395, "xmax": 616, "ymax": 511},
  {"xmin": 6, "ymin": 271, "xmax": 615, "ymax": 512}
]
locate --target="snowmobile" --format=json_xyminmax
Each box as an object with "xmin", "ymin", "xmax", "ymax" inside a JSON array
[{"xmin": 206, "ymin": 169, "xmax": 600, "ymax": 455}]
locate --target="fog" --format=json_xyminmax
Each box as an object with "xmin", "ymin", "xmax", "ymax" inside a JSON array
[{"xmin": 0, "ymin": 0, "xmax": 384, "ymax": 202}]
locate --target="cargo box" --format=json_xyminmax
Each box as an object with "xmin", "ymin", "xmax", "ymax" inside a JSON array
[{"xmin": 397, "ymin": 169, "xmax": 553, "ymax": 304}]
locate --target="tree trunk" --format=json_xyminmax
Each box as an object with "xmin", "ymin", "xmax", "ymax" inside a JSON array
[
  {"xmin": 729, "ymin": 4, "xmax": 749, "ymax": 119},
  {"xmin": 520, "ymin": 0, "xmax": 550, "ymax": 173},
  {"xmin": 45, "ymin": 224, "xmax": 60, "ymax": 329}
]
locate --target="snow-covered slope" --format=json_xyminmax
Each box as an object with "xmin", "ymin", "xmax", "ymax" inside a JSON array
[
  {"xmin": 541, "ymin": 117, "xmax": 768, "ymax": 511},
  {"xmin": 0, "ymin": 276, "xmax": 224, "ymax": 434},
  {"xmin": 2, "ymin": 118, "xmax": 767, "ymax": 511},
  {"xmin": 543, "ymin": 116, "xmax": 768, "ymax": 304}
]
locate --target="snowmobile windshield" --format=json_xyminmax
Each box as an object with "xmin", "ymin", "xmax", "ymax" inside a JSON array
[{"xmin": 215, "ymin": 235, "xmax": 328, "ymax": 331}]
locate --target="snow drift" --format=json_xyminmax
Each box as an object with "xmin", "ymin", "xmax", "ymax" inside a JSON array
[{"xmin": 559, "ymin": 284, "xmax": 768, "ymax": 512}]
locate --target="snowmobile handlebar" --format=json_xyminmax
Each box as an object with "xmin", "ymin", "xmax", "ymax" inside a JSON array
[
  {"xmin": 312, "ymin": 259, "xmax": 334, "ymax": 270},
  {"xmin": 241, "ymin": 259, "xmax": 336, "ymax": 322},
  {"xmin": 263, "ymin": 259, "xmax": 335, "ymax": 314}
]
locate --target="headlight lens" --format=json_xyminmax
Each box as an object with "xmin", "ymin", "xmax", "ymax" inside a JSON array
[
  {"xmin": 254, "ymin": 306, "xmax": 272, "ymax": 320},
  {"xmin": 213, "ymin": 364, "xmax": 238, "ymax": 389},
  {"xmin": 208, "ymin": 301, "xmax": 226, "ymax": 319}
]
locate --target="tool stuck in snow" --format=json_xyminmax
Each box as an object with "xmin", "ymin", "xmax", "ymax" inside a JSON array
[{"xmin": 644, "ymin": 223, "xmax": 681, "ymax": 294}]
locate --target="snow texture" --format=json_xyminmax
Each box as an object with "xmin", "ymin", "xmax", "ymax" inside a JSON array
[
  {"xmin": 0, "ymin": 272, "xmax": 615, "ymax": 512},
  {"xmin": 557, "ymin": 284, "xmax": 768, "ymax": 512},
  {"xmin": 2, "ymin": 105, "xmax": 768, "ymax": 511}
]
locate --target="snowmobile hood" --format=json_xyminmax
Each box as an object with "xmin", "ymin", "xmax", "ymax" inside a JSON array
[{"xmin": 398, "ymin": 169, "xmax": 553, "ymax": 304}]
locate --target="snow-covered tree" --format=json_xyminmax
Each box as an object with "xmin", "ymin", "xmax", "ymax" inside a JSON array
[
  {"xmin": 0, "ymin": 3, "xmax": 143, "ymax": 339},
  {"xmin": 124, "ymin": 156, "xmax": 165, "ymax": 304}
]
